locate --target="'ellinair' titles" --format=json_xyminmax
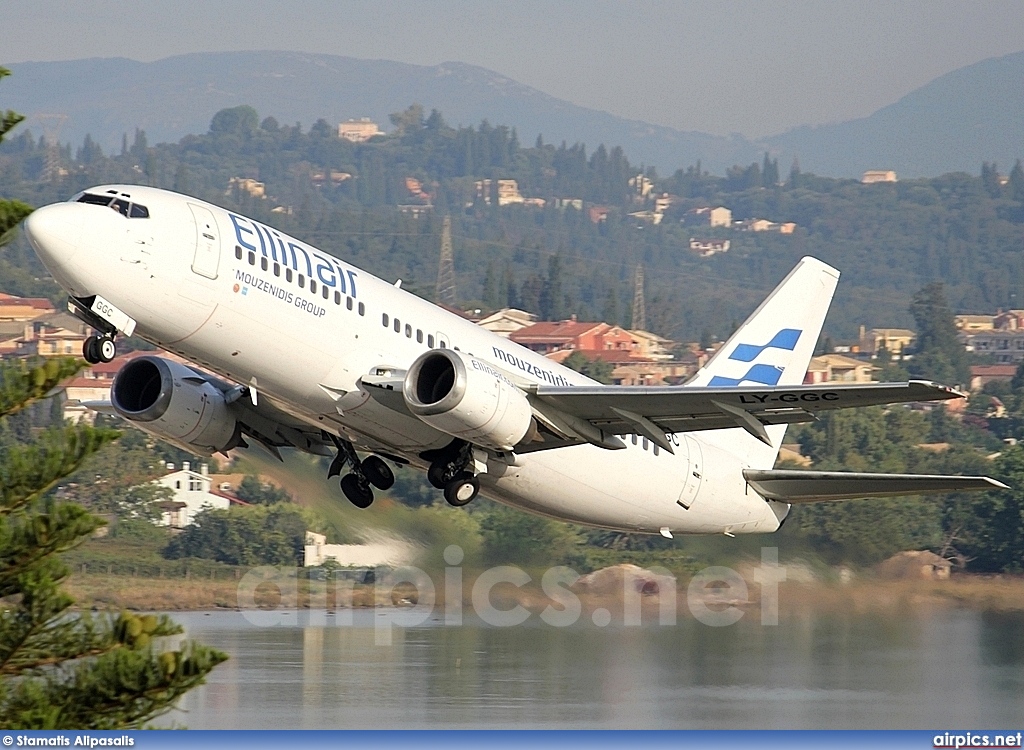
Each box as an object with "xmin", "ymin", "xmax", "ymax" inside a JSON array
[{"xmin": 228, "ymin": 213, "xmax": 359, "ymax": 297}]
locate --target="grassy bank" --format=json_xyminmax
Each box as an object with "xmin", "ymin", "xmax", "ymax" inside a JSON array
[{"xmin": 63, "ymin": 567, "xmax": 1024, "ymax": 616}]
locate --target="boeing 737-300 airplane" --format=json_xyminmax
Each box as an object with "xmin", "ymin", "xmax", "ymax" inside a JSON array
[{"xmin": 21, "ymin": 185, "xmax": 1006, "ymax": 537}]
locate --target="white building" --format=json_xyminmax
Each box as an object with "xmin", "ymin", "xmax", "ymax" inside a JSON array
[
  {"xmin": 338, "ymin": 118, "xmax": 382, "ymax": 143},
  {"xmin": 862, "ymin": 170, "xmax": 898, "ymax": 184},
  {"xmin": 153, "ymin": 462, "xmax": 230, "ymax": 529},
  {"xmin": 476, "ymin": 308, "xmax": 538, "ymax": 338},
  {"xmin": 303, "ymin": 531, "xmax": 417, "ymax": 568}
]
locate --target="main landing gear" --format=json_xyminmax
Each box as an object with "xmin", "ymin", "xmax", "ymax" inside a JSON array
[
  {"xmin": 83, "ymin": 334, "xmax": 116, "ymax": 364},
  {"xmin": 327, "ymin": 435, "xmax": 395, "ymax": 509},
  {"xmin": 424, "ymin": 440, "xmax": 481, "ymax": 507}
]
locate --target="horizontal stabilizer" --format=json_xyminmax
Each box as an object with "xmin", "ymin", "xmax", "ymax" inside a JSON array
[{"xmin": 743, "ymin": 469, "xmax": 1008, "ymax": 503}]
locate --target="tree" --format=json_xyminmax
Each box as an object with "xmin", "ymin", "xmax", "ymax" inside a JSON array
[
  {"xmin": 981, "ymin": 162, "xmax": 1002, "ymax": 199},
  {"xmin": 908, "ymin": 282, "xmax": 970, "ymax": 387},
  {"xmin": 478, "ymin": 502, "xmax": 583, "ymax": 567},
  {"xmin": 209, "ymin": 105, "xmax": 259, "ymax": 137},
  {"xmin": 1010, "ymin": 159, "xmax": 1024, "ymax": 203},
  {"xmin": 235, "ymin": 474, "xmax": 290, "ymax": 505},
  {"xmin": 0, "ymin": 69, "xmax": 31, "ymax": 247},
  {"xmin": 562, "ymin": 351, "xmax": 614, "ymax": 384},
  {"xmin": 958, "ymin": 445, "xmax": 1024, "ymax": 572},
  {"xmin": 389, "ymin": 104, "xmax": 424, "ymax": 136},
  {"xmin": 164, "ymin": 504, "xmax": 317, "ymax": 566},
  {"xmin": 0, "ymin": 73, "xmax": 226, "ymax": 729}
]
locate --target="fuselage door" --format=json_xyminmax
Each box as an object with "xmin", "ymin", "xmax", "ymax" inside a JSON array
[
  {"xmin": 677, "ymin": 435, "xmax": 704, "ymax": 510},
  {"xmin": 188, "ymin": 203, "xmax": 220, "ymax": 280}
]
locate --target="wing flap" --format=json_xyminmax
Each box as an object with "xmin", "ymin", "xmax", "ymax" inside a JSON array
[{"xmin": 742, "ymin": 469, "xmax": 1007, "ymax": 503}]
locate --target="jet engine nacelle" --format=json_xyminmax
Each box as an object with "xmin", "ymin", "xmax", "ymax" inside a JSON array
[
  {"xmin": 403, "ymin": 348, "xmax": 535, "ymax": 452},
  {"xmin": 111, "ymin": 355, "xmax": 241, "ymax": 455}
]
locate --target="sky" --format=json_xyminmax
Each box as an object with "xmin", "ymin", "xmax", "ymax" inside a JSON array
[{"xmin": 4, "ymin": 0, "xmax": 1024, "ymax": 139}]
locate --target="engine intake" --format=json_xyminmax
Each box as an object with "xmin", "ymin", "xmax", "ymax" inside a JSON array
[
  {"xmin": 403, "ymin": 349, "xmax": 535, "ymax": 452},
  {"xmin": 111, "ymin": 355, "xmax": 241, "ymax": 454}
]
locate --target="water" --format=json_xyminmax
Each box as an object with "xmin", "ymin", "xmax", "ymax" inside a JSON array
[{"xmin": 166, "ymin": 608, "xmax": 1024, "ymax": 729}]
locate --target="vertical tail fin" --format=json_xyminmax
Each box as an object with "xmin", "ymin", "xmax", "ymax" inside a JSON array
[{"xmin": 685, "ymin": 256, "xmax": 840, "ymax": 467}]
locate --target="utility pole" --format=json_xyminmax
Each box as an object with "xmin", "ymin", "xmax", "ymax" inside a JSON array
[
  {"xmin": 436, "ymin": 215, "xmax": 456, "ymax": 306},
  {"xmin": 631, "ymin": 263, "xmax": 646, "ymax": 331}
]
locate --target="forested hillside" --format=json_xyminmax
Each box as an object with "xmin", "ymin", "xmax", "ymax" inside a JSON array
[{"xmin": 2, "ymin": 104, "xmax": 1024, "ymax": 343}]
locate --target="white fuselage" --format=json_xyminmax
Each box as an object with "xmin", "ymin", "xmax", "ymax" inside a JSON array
[{"xmin": 25, "ymin": 186, "xmax": 789, "ymax": 536}]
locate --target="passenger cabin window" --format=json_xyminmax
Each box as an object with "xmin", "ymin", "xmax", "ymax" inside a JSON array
[
  {"xmin": 235, "ymin": 246, "xmax": 243, "ymax": 260},
  {"xmin": 393, "ymin": 318, "xmax": 401, "ymax": 333},
  {"xmin": 346, "ymin": 297, "xmax": 353, "ymax": 311},
  {"xmin": 427, "ymin": 334, "xmax": 435, "ymax": 347},
  {"xmin": 382, "ymin": 313, "xmax": 389, "ymax": 328},
  {"xmin": 286, "ymin": 269, "xmax": 293, "ymax": 283},
  {"xmin": 273, "ymin": 262, "xmax": 280, "ymax": 276},
  {"xmin": 358, "ymin": 302, "xmax": 365, "ymax": 316},
  {"xmin": 405, "ymin": 324, "xmax": 412, "ymax": 338},
  {"xmin": 310, "ymin": 280, "xmax": 317, "ymax": 294},
  {"xmin": 416, "ymin": 329, "xmax": 423, "ymax": 343},
  {"xmin": 248, "ymin": 252, "xmax": 256, "ymax": 266},
  {"xmin": 335, "ymin": 291, "xmax": 342, "ymax": 305},
  {"xmin": 298, "ymin": 274, "xmax": 305, "ymax": 289},
  {"xmin": 260, "ymin": 257, "xmax": 268, "ymax": 271}
]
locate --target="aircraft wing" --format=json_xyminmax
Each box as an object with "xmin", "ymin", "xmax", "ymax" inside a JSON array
[
  {"xmin": 742, "ymin": 469, "xmax": 1008, "ymax": 503},
  {"xmin": 529, "ymin": 380, "xmax": 962, "ymax": 450}
]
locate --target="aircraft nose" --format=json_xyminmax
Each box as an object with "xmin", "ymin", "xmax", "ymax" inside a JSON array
[{"xmin": 23, "ymin": 203, "xmax": 81, "ymax": 266}]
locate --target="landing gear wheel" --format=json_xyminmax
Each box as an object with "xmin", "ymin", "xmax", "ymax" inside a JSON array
[
  {"xmin": 362, "ymin": 456, "xmax": 395, "ymax": 490},
  {"xmin": 83, "ymin": 336, "xmax": 101, "ymax": 364},
  {"xmin": 443, "ymin": 472, "xmax": 480, "ymax": 507},
  {"xmin": 340, "ymin": 473, "xmax": 374, "ymax": 508},
  {"xmin": 97, "ymin": 337, "xmax": 116, "ymax": 363},
  {"xmin": 427, "ymin": 463, "xmax": 448, "ymax": 490}
]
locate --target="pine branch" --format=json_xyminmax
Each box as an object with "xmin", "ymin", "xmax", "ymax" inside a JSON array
[
  {"xmin": 0, "ymin": 423, "xmax": 120, "ymax": 515},
  {"xmin": 0, "ymin": 199, "xmax": 32, "ymax": 247},
  {"xmin": 0, "ymin": 359, "xmax": 86, "ymax": 421}
]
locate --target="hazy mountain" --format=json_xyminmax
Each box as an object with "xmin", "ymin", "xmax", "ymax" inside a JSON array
[
  {"xmin": 763, "ymin": 51, "xmax": 1024, "ymax": 178},
  {"xmin": 2, "ymin": 51, "xmax": 759, "ymax": 176},
  {"xmin": 3, "ymin": 50, "xmax": 1022, "ymax": 178}
]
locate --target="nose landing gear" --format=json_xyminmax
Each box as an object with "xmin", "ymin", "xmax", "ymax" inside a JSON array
[{"xmin": 83, "ymin": 335, "xmax": 116, "ymax": 364}]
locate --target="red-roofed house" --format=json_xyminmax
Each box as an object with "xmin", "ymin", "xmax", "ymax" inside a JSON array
[
  {"xmin": 970, "ymin": 364, "xmax": 1018, "ymax": 392},
  {"xmin": 0, "ymin": 293, "xmax": 56, "ymax": 321},
  {"xmin": 510, "ymin": 319, "xmax": 638, "ymax": 356}
]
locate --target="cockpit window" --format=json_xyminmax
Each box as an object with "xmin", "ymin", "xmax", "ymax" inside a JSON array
[
  {"xmin": 77, "ymin": 193, "xmax": 114, "ymax": 206},
  {"xmin": 75, "ymin": 192, "xmax": 150, "ymax": 219}
]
